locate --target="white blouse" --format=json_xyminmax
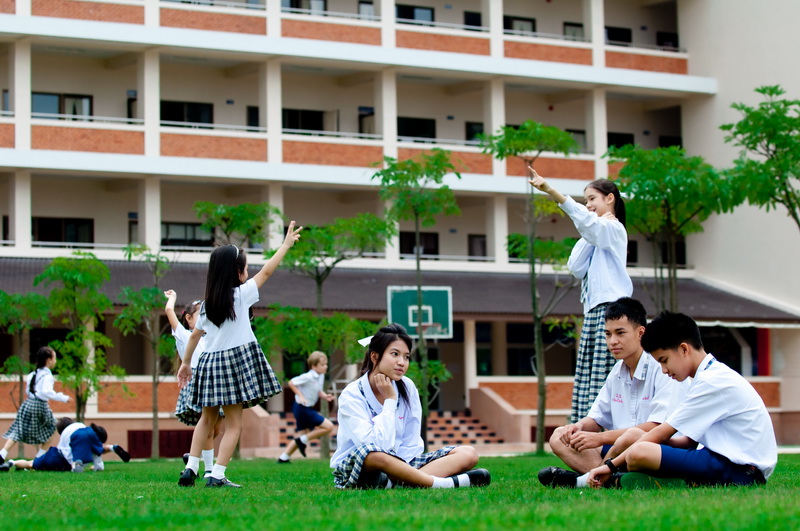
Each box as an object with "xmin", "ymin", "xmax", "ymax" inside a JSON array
[{"xmin": 26, "ymin": 367, "xmax": 70, "ymax": 403}]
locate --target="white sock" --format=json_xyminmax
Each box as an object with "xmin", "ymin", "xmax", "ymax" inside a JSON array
[
  {"xmin": 576, "ymin": 473, "xmax": 590, "ymax": 488},
  {"xmin": 278, "ymin": 452, "xmax": 290, "ymax": 461},
  {"xmin": 186, "ymin": 455, "xmax": 201, "ymax": 474},
  {"xmin": 385, "ymin": 478, "xmax": 394, "ymax": 489},
  {"xmin": 211, "ymin": 464, "xmax": 227, "ymax": 480},
  {"xmin": 202, "ymin": 449, "xmax": 214, "ymax": 471},
  {"xmin": 299, "ymin": 434, "xmax": 309, "ymax": 444},
  {"xmin": 431, "ymin": 476, "xmax": 455, "ymax": 489},
  {"xmin": 453, "ymin": 473, "xmax": 471, "ymax": 487},
  {"xmin": 0, "ymin": 448, "xmax": 7, "ymax": 460},
  {"xmin": 35, "ymin": 448, "xmax": 46, "ymax": 458}
]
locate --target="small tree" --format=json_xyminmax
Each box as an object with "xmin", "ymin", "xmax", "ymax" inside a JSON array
[
  {"xmin": 194, "ymin": 201, "xmax": 283, "ymax": 248},
  {"xmin": 33, "ymin": 252, "xmax": 122, "ymax": 422},
  {"xmin": 721, "ymin": 85, "xmax": 800, "ymax": 233},
  {"xmin": 373, "ymin": 148, "xmax": 461, "ymax": 449}
]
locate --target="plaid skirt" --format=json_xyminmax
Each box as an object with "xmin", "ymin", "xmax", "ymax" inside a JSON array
[
  {"xmin": 333, "ymin": 443, "xmax": 456, "ymax": 489},
  {"xmin": 190, "ymin": 341, "xmax": 281, "ymax": 409},
  {"xmin": 571, "ymin": 303, "xmax": 615, "ymax": 423},
  {"xmin": 175, "ymin": 380, "xmax": 225, "ymax": 425},
  {"xmin": 3, "ymin": 397, "xmax": 57, "ymax": 445}
]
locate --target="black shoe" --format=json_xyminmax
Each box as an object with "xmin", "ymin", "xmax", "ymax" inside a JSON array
[
  {"xmin": 113, "ymin": 445, "xmax": 131, "ymax": 463},
  {"xmin": 206, "ymin": 476, "xmax": 242, "ymax": 488},
  {"xmin": 182, "ymin": 453, "xmax": 190, "ymax": 465},
  {"xmin": 0, "ymin": 462, "xmax": 11, "ymax": 472},
  {"xmin": 276, "ymin": 458, "xmax": 291, "ymax": 464},
  {"xmin": 537, "ymin": 466, "xmax": 579, "ymax": 488},
  {"xmin": 178, "ymin": 468, "xmax": 197, "ymax": 487},
  {"xmin": 356, "ymin": 471, "xmax": 391, "ymax": 489},
  {"xmin": 453, "ymin": 468, "xmax": 491, "ymax": 487},
  {"xmin": 0, "ymin": 455, "xmax": 4, "ymax": 465},
  {"xmin": 294, "ymin": 437, "xmax": 307, "ymax": 457}
]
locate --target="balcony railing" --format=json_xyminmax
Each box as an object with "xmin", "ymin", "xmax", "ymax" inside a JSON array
[
  {"xmin": 283, "ymin": 128, "xmax": 382, "ymax": 141},
  {"xmin": 504, "ymin": 29, "xmax": 588, "ymax": 43},
  {"xmin": 606, "ymin": 40, "xmax": 686, "ymax": 53},
  {"xmin": 31, "ymin": 241, "xmax": 130, "ymax": 250},
  {"xmin": 32, "ymin": 112, "xmax": 145, "ymax": 125},
  {"xmin": 282, "ymin": 6, "xmax": 379, "ymax": 22},
  {"xmin": 0, "ymin": 110, "xmax": 14, "ymax": 118},
  {"xmin": 161, "ymin": 0, "xmax": 266, "ymax": 10},
  {"xmin": 398, "ymin": 136, "xmax": 480, "ymax": 147},
  {"xmin": 160, "ymin": 120, "xmax": 267, "ymax": 133},
  {"xmin": 396, "ymin": 17, "xmax": 488, "ymax": 33}
]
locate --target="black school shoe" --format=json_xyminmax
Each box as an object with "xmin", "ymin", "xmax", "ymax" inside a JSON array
[
  {"xmin": 206, "ymin": 476, "xmax": 242, "ymax": 488},
  {"xmin": 276, "ymin": 458, "xmax": 291, "ymax": 464},
  {"xmin": 294, "ymin": 437, "xmax": 307, "ymax": 457},
  {"xmin": 453, "ymin": 468, "xmax": 491, "ymax": 488},
  {"xmin": 356, "ymin": 470, "xmax": 391, "ymax": 489},
  {"xmin": 182, "ymin": 453, "xmax": 189, "ymax": 465},
  {"xmin": 538, "ymin": 466, "xmax": 580, "ymax": 488},
  {"xmin": 178, "ymin": 468, "xmax": 197, "ymax": 487},
  {"xmin": 113, "ymin": 445, "xmax": 131, "ymax": 463},
  {"xmin": 0, "ymin": 462, "xmax": 11, "ymax": 472}
]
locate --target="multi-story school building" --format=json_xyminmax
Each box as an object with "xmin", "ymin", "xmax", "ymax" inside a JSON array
[{"xmin": 1, "ymin": 0, "xmax": 799, "ymax": 454}]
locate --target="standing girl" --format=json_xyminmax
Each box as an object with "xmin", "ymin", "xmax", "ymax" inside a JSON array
[
  {"xmin": 331, "ymin": 323, "xmax": 490, "ymax": 489},
  {"xmin": 0, "ymin": 346, "xmax": 71, "ymax": 464},
  {"xmin": 529, "ymin": 169, "xmax": 632, "ymax": 422},
  {"xmin": 177, "ymin": 221, "xmax": 302, "ymax": 488}
]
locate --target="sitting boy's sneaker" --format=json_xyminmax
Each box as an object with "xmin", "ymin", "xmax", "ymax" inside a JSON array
[
  {"xmin": 72, "ymin": 460, "xmax": 84, "ymax": 474},
  {"xmin": 178, "ymin": 468, "xmax": 197, "ymax": 487},
  {"xmin": 294, "ymin": 437, "xmax": 307, "ymax": 457},
  {"xmin": 457, "ymin": 468, "xmax": 491, "ymax": 487},
  {"xmin": 113, "ymin": 445, "xmax": 131, "ymax": 463},
  {"xmin": 276, "ymin": 458, "xmax": 291, "ymax": 464},
  {"xmin": 182, "ymin": 453, "xmax": 189, "ymax": 465},
  {"xmin": 206, "ymin": 476, "xmax": 242, "ymax": 488},
  {"xmin": 538, "ymin": 466, "xmax": 579, "ymax": 488},
  {"xmin": 619, "ymin": 472, "xmax": 685, "ymax": 490}
]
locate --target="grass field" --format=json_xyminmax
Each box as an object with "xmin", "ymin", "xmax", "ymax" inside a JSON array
[{"xmin": 2, "ymin": 454, "xmax": 799, "ymax": 530}]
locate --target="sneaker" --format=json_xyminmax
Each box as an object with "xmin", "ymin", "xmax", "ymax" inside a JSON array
[
  {"xmin": 294, "ymin": 437, "xmax": 307, "ymax": 458},
  {"xmin": 537, "ymin": 466, "xmax": 579, "ymax": 488},
  {"xmin": 619, "ymin": 472, "xmax": 685, "ymax": 490},
  {"xmin": 182, "ymin": 453, "xmax": 189, "ymax": 465},
  {"xmin": 72, "ymin": 460, "xmax": 84, "ymax": 474},
  {"xmin": 0, "ymin": 462, "xmax": 11, "ymax": 472},
  {"xmin": 455, "ymin": 468, "xmax": 491, "ymax": 488},
  {"xmin": 206, "ymin": 476, "xmax": 242, "ymax": 488},
  {"xmin": 276, "ymin": 458, "xmax": 291, "ymax": 464},
  {"xmin": 113, "ymin": 445, "xmax": 131, "ymax": 463},
  {"xmin": 178, "ymin": 467, "xmax": 197, "ymax": 487},
  {"xmin": 357, "ymin": 471, "xmax": 391, "ymax": 489}
]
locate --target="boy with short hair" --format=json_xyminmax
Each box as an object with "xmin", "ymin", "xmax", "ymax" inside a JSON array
[
  {"xmin": 587, "ymin": 311, "xmax": 777, "ymax": 488},
  {"xmin": 277, "ymin": 351, "xmax": 335, "ymax": 463}
]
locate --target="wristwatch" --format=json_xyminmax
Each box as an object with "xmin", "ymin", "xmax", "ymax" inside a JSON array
[{"xmin": 605, "ymin": 459, "xmax": 621, "ymax": 474}]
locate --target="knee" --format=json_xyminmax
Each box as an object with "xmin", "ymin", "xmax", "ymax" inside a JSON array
[
  {"xmin": 363, "ymin": 451, "xmax": 391, "ymax": 469},
  {"xmin": 454, "ymin": 446, "xmax": 479, "ymax": 469},
  {"xmin": 625, "ymin": 442, "xmax": 656, "ymax": 471},
  {"xmin": 320, "ymin": 420, "xmax": 334, "ymax": 432},
  {"xmin": 618, "ymin": 427, "xmax": 645, "ymax": 446},
  {"xmin": 549, "ymin": 428, "xmax": 566, "ymax": 454}
]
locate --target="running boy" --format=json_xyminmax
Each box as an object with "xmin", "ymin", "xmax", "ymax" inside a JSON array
[{"xmin": 587, "ymin": 311, "xmax": 777, "ymax": 488}]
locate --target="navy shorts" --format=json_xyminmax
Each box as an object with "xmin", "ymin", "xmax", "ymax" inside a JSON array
[
  {"xmin": 658, "ymin": 446, "xmax": 766, "ymax": 486},
  {"xmin": 32, "ymin": 447, "xmax": 71, "ymax": 472},
  {"xmin": 600, "ymin": 444, "xmax": 612, "ymax": 459},
  {"xmin": 292, "ymin": 402, "xmax": 325, "ymax": 432}
]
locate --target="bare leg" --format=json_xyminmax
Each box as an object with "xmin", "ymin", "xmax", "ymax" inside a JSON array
[
  {"xmin": 418, "ymin": 446, "xmax": 479, "ymax": 477},
  {"xmin": 215, "ymin": 404, "xmax": 242, "ymax": 467},
  {"xmin": 11, "ymin": 458, "xmax": 34, "ymax": 469},
  {"xmin": 189, "ymin": 407, "xmax": 220, "ymax": 458},
  {"xmin": 549, "ymin": 426, "xmax": 603, "ymax": 474},
  {"xmin": 605, "ymin": 428, "xmax": 645, "ymax": 461},
  {"xmin": 2, "ymin": 439, "xmax": 17, "ymax": 453},
  {"xmin": 304, "ymin": 419, "xmax": 334, "ymax": 442},
  {"xmin": 362, "ymin": 452, "xmax": 435, "ymax": 487},
  {"xmin": 625, "ymin": 441, "xmax": 663, "ymax": 473}
]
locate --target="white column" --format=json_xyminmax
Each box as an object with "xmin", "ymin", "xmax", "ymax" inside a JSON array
[
  {"xmin": 138, "ymin": 49, "xmax": 160, "ymax": 157},
  {"xmin": 584, "ymin": 0, "xmax": 605, "ymax": 67},
  {"xmin": 138, "ymin": 176, "xmax": 161, "ymax": 251},
  {"xmin": 12, "ymin": 39, "xmax": 32, "ymax": 151},
  {"xmin": 265, "ymin": 59, "xmax": 283, "ymax": 163},
  {"xmin": 10, "ymin": 170, "xmax": 32, "ymax": 250},
  {"xmin": 486, "ymin": 195, "xmax": 508, "ymax": 264},
  {"xmin": 481, "ymin": 0, "xmax": 503, "ymax": 57},
  {"xmin": 464, "ymin": 319, "xmax": 477, "ymax": 407},
  {"xmin": 587, "ymin": 88, "xmax": 608, "ymax": 178},
  {"xmin": 16, "ymin": 0, "xmax": 30, "ymax": 16},
  {"xmin": 491, "ymin": 321, "xmax": 508, "ymax": 375},
  {"xmin": 84, "ymin": 320, "xmax": 100, "ymax": 417},
  {"xmin": 379, "ymin": 0, "xmax": 395, "ymax": 47},
  {"xmin": 484, "ymin": 78, "xmax": 506, "ymax": 176},
  {"xmin": 265, "ymin": 182, "xmax": 285, "ymax": 250},
  {"xmin": 266, "ymin": 0, "xmax": 281, "ymax": 37},
  {"xmin": 376, "ymin": 69, "xmax": 397, "ymax": 159},
  {"xmin": 144, "ymin": 0, "xmax": 159, "ymax": 26}
]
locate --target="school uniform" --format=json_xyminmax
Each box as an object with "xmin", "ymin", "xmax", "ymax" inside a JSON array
[
  {"xmin": 560, "ymin": 196, "xmax": 633, "ymax": 422},
  {"xmin": 3, "ymin": 368, "xmax": 69, "ymax": 445},
  {"xmin": 658, "ymin": 355, "xmax": 778, "ymax": 485},
  {"xmin": 172, "ymin": 324, "xmax": 208, "ymax": 425},
  {"xmin": 331, "ymin": 373, "xmax": 454, "ymax": 489},
  {"xmin": 190, "ymin": 278, "xmax": 281, "ymax": 409},
  {"xmin": 58, "ymin": 422, "xmax": 105, "ymax": 471},
  {"xmin": 290, "ymin": 369, "xmax": 326, "ymax": 431}
]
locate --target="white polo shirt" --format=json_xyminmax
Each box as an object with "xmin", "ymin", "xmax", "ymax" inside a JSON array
[
  {"xmin": 291, "ymin": 369, "xmax": 325, "ymax": 407},
  {"xmin": 666, "ymin": 354, "xmax": 778, "ymax": 479},
  {"xmin": 588, "ymin": 351, "xmax": 687, "ymax": 430}
]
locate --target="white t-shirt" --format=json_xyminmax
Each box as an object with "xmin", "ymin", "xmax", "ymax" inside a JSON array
[
  {"xmin": 588, "ymin": 351, "xmax": 688, "ymax": 430},
  {"xmin": 331, "ymin": 373, "xmax": 423, "ymax": 469},
  {"xmin": 26, "ymin": 368, "xmax": 70, "ymax": 403},
  {"xmin": 291, "ymin": 369, "xmax": 325, "ymax": 407},
  {"xmin": 172, "ymin": 323, "xmax": 207, "ymax": 370},
  {"xmin": 666, "ymin": 354, "xmax": 778, "ymax": 479},
  {"xmin": 195, "ymin": 278, "xmax": 259, "ymax": 353}
]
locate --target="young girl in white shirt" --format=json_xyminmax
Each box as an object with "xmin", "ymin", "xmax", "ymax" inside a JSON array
[
  {"xmin": 0, "ymin": 346, "xmax": 71, "ymax": 464},
  {"xmin": 529, "ymin": 169, "xmax": 633, "ymax": 423},
  {"xmin": 177, "ymin": 221, "xmax": 302, "ymax": 488},
  {"xmin": 331, "ymin": 323, "xmax": 491, "ymax": 489}
]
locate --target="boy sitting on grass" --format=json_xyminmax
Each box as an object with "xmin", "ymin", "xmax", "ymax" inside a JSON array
[{"xmin": 587, "ymin": 311, "xmax": 777, "ymax": 488}]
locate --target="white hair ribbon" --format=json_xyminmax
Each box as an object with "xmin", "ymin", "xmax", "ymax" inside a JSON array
[{"xmin": 358, "ymin": 335, "xmax": 374, "ymax": 347}]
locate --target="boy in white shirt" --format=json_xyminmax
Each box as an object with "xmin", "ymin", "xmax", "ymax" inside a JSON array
[
  {"xmin": 587, "ymin": 311, "xmax": 777, "ymax": 488},
  {"xmin": 277, "ymin": 351, "xmax": 335, "ymax": 463}
]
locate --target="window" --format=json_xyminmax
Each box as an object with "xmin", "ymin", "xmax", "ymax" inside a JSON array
[
  {"xmin": 607, "ymin": 132, "xmax": 635, "ymax": 149},
  {"xmin": 2, "ymin": 215, "xmax": 8, "ymax": 241},
  {"xmin": 32, "ymin": 217, "xmax": 93, "ymax": 243},
  {"xmin": 563, "ymin": 22, "xmax": 584, "ymax": 41},
  {"xmin": 659, "ymin": 135, "xmax": 682, "ymax": 148},
  {"xmin": 627, "ymin": 240, "xmax": 638, "ymax": 266},
  {"xmin": 358, "ymin": 106, "xmax": 375, "ymax": 135},
  {"xmin": 282, "ymin": 0, "xmax": 326, "ymax": 13},
  {"xmin": 465, "ymin": 121, "xmax": 484, "ymax": 142},
  {"xmin": 468, "ymin": 234, "xmax": 487, "ymax": 258},
  {"xmin": 398, "ymin": 116, "xmax": 436, "ymax": 140},
  {"xmin": 282, "ymin": 108, "xmax": 325, "ymax": 131},
  {"xmin": 396, "ymin": 4, "xmax": 434, "ymax": 24},
  {"xmin": 32, "ymin": 92, "xmax": 93, "ymax": 119},
  {"xmin": 358, "ymin": 1, "xmax": 374, "ymax": 17},
  {"xmin": 400, "ymin": 231, "xmax": 439, "ymax": 257},
  {"xmin": 2, "ymin": 89, "xmax": 8, "ymax": 112},
  {"xmin": 160, "ymin": 100, "xmax": 213, "ymax": 127},
  {"xmin": 660, "ymin": 240, "xmax": 686, "ymax": 267},
  {"xmin": 247, "ymin": 106, "xmax": 259, "ymax": 130},
  {"xmin": 566, "ymin": 129, "xmax": 587, "ymax": 151},
  {"xmin": 656, "ymin": 31, "xmax": 679, "ymax": 49},
  {"xmin": 504, "ymin": 16, "xmax": 536, "ymax": 34},
  {"xmin": 605, "ymin": 26, "xmax": 632, "ymax": 45},
  {"xmin": 161, "ymin": 222, "xmax": 213, "ymax": 247},
  {"xmin": 464, "ymin": 11, "xmax": 482, "ymax": 29}
]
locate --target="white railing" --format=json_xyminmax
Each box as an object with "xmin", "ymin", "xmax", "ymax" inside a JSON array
[
  {"xmin": 0, "ymin": 110, "xmax": 14, "ymax": 118},
  {"xmin": 504, "ymin": 28, "xmax": 588, "ymax": 43},
  {"xmin": 160, "ymin": 120, "xmax": 267, "ymax": 133},
  {"xmin": 31, "ymin": 112, "xmax": 145, "ymax": 125},
  {"xmin": 31, "ymin": 241, "xmax": 130, "ymax": 250},
  {"xmin": 606, "ymin": 40, "xmax": 685, "ymax": 53},
  {"xmin": 396, "ymin": 17, "xmax": 488, "ymax": 33},
  {"xmin": 283, "ymin": 128, "xmax": 382, "ymax": 141},
  {"xmin": 398, "ymin": 136, "xmax": 481, "ymax": 147},
  {"xmin": 161, "ymin": 0, "xmax": 266, "ymax": 10},
  {"xmin": 282, "ymin": 6, "xmax": 379, "ymax": 22}
]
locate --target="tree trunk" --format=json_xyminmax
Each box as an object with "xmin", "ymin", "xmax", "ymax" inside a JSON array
[
  {"xmin": 315, "ymin": 278, "xmax": 331, "ymax": 458},
  {"xmin": 527, "ymin": 192, "xmax": 547, "ymax": 454},
  {"xmin": 151, "ymin": 316, "xmax": 160, "ymax": 459},
  {"xmin": 415, "ymin": 214, "xmax": 429, "ymax": 451}
]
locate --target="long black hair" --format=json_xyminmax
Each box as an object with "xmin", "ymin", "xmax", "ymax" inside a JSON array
[
  {"xmin": 586, "ymin": 179, "xmax": 626, "ymax": 228},
  {"xmin": 360, "ymin": 323, "xmax": 413, "ymax": 407},
  {"xmin": 180, "ymin": 299, "xmax": 203, "ymax": 329},
  {"xmin": 204, "ymin": 244, "xmax": 247, "ymax": 327},
  {"xmin": 29, "ymin": 346, "xmax": 55, "ymax": 396}
]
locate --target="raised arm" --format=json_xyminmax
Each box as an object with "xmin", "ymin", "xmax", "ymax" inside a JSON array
[
  {"xmin": 163, "ymin": 290, "xmax": 181, "ymax": 331},
  {"xmin": 252, "ymin": 220, "xmax": 303, "ymax": 289},
  {"xmin": 529, "ymin": 167, "xmax": 568, "ymax": 204}
]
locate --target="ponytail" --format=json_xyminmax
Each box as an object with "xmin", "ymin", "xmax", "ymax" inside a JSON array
[{"xmin": 29, "ymin": 346, "xmax": 55, "ymax": 396}]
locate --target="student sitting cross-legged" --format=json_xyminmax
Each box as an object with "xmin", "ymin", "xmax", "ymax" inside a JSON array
[
  {"xmin": 538, "ymin": 297, "xmax": 688, "ymax": 488},
  {"xmin": 586, "ymin": 311, "xmax": 777, "ymax": 489}
]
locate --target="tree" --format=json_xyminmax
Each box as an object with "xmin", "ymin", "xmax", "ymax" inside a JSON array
[
  {"xmin": 608, "ymin": 145, "xmax": 739, "ymax": 311},
  {"xmin": 33, "ymin": 252, "xmax": 123, "ymax": 422},
  {"xmin": 721, "ymin": 85, "xmax": 800, "ymax": 233},
  {"xmin": 372, "ymin": 148, "xmax": 461, "ymax": 449},
  {"xmin": 114, "ymin": 245, "xmax": 174, "ymax": 458},
  {"xmin": 480, "ymin": 119, "xmax": 580, "ymax": 453},
  {"xmin": 194, "ymin": 201, "xmax": 283, "ymax": 248}
]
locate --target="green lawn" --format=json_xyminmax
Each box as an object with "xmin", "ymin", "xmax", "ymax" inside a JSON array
[{"xmin": 3, "ymin": 454, "xmax": 799, "ymax": 530}]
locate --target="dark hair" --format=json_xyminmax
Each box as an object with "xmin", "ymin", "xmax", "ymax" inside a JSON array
[
  {"xmin": 586, "ymin": 179, "xmax": 626, "ymax": 228},
  {"xmin": 29, "ymin": 346, "xmax": 56, "ymax": 396},
  {"xmin": 204, "ymin": 245, "xmax": 247, "ymax": 327},
  {"xmin": 605, "ymin": 297, "xmax": 647, "ymax": 329},
  {"xmin": 641, "ymin": 311, "xmax": 704, "ymax": 353},
  {"xmin": 56, "ymin": 417, "xmax": 74, "ymax": 434},
  {"xmin": 360, "ymin": 323, "xmax": 412, "ymax": 407},
  {"xmin": 180, "ymin": 299, "xmax": 203, "ymax": 328},
  {"xmin": 90, "ymin": 423, "xmax": 108, "ymax": 444}
]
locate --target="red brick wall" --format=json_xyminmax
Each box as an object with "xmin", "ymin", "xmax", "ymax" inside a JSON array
[
  {"xmin": 284, "ymin": 140, "xmax": 383, "ymax": 167},
  {"xmin": 0, "ymin": 123, "xmax": 14, "ymax": 148},
  {"xmin": 98, "ymin": 382, "xmax": 180, "ymax": 413},
  {"xmin": 751, "ymin": 381, "xmax": 780, "ymax": 408},
  {"xmin": 396, "ymin": 30, "xmax": 490, "ymax": 55},
  {"xmin": 0, "ymin": 0, "xmax": 14, "ymax": 13},
  {"xmin": 160, "ymin": 8, "xmax": 266, "ymax": 35},
  {"xmin": 161, "ymin": 133, "xmax": 267, "ymax": 161},
  {"xmin": 32, "ymin": 0, "xmax": 144, "ymax": 23},
  {"xmin": 0, "ymin": 381, "xmax": 74, "ymax": 414},
  {"xmin": 282, "ymin": 19, "xmax": 380, "ymax": 45},
  {"xmin": 507, "ymin": 156, "xmax": 595, "ymax": 180},
  {"xmin": 606, "ymin": 51, "xmax": 688, "ymax": 74},
  {"xmin": 504, "ymin": 42, "xmax": 592, "ymax": 65},
  {"xmin": 32, "ymin": 126, "xmax": 145, "ymax": 154},
  {"xmin": 479, "ymin": 381, "xmax": 573, "ymax": 410},
  {"xmin": 398, "ymin": 148, "xmax": 492, "ymax": 175},
  {"xmin": 607, "ymin": 161, "xmax": 625, "ymax": 178}
]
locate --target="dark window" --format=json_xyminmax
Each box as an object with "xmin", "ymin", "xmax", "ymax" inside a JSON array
[
  {"xmin": 161, "ymin": 222, "xmax": 213, "ymax": 247},
  {"xmin": 465, "ymin": 121, "xmax": 484, "ymax": 141},
  {"xmin": 504, "ymin": 16, "xmax": 536, "ymax": 33},
  {"xmin": 566, "ymin": 129, "xmax": 587, "ymax": 150},
  {"xmin": 627, "ymin": 240, "xmax": 638, "ymax": 266},
  {"xmin": 660, "ymin": 240, "xmax": 686, "ymax": 266},
  {"xmin": 468, "ymin": 234, "xmax": 486, "ymax": 257},
  {"xmin": 607, "ymin": 132, "xmax": 635, "ymax": 149},
  {"xmin": 282, "ymin": 108, "xmax": 325, "ymax": 131},
  {"xmin": 563, "ymin": 22, "xmax": 584, "ymax": 40},
  {"xmin": 464, "ymin": 10, "xmax": 482, "ymax": 28},
  {"xmin": 2, "ymin": 215, "xmax": 8, "ymax": 241},
  {"xmin": 658, "ymin": 135, "xmax": 682, "ymax": 148},
  {"xmin": 282, "ymin": 0, "xmax": 326, "ymax": 13},
  {"xmin": 400, "ymin": 231, "xmax": 439, "ymax": 256},
  {"xmin": 396, "ymin": 4, "xmax": 434, "ymax": 24},
  {"xmin": 2, "ymin": 89, "xmax": 9, "ymax": 112},
  {"xmin": 605, "ymin": 26, "xmax": 632, "ymax": 45},
  {"xmin": 656, "ymin": 31, "xmax": 679, "ymax": 49},
  {"xmin": 32, "ymin": 92, "xmax": 93, "ymax": 119},
  {"xmin": 398, "ymin": 116, "xmax": 436, "ymax": 139},
  {"xmin": 359, "ymin": 106, "xmax": 375, "ymax": 135},
  {"xmin": 32, "ymin": 217, "xmax": 93, "ymax": 243},
  {"xmin": 160, "ymin": 101, "xmax": 213, "ymax": 126},
  {"xmin": 247, "ymin": 106, "xmax": 259, "ymax": 129}
]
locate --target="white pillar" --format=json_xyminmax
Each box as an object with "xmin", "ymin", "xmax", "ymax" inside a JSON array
[
  {"xmin": 587, "ymin": 88, "xmax": 608, "ymax": 178},
  {"xmin": 12, "ymin": 39, "xmax": 32, "ymax": 151},
  {"xmin": 144, "ymin": 0, "xmax": 159, "ymax": 26},
  {"xmin": 584, "ymin": 0, "xmax": 605, "ymax": 67},
  {"xmin": 491, "ymin": 321, "xmax": 508, "ymax": 375},
  {"xmin": 481, "ymin": 0, "xmax": 503, "ymax": 57},
  {"xmin": 486, "ymin": 195, "xmax": 508, "ymax": 264},
  {"xmin": 10, "ymin": 170, "xmax": 32, "ymax": 250},
  {"xmin": 376, "ymin": 69, "xmax": 397, "ymax": 158},
  {"xmin": 484, "ymin": 78, "xmax": 506, "ymax": 177},
  {"xmin": 84, "ymin": 320, "xmax": 100, "ymax": 417},
  {"xmin": 464, "ymin": 319, "xmax": 477, "ymax": 407},
  {"xmin": 264, "ymin": 59, "xmax": 283, "ymax": 163},
  {"xmin": 16, "ymin": 0, "xmax": 30, "ymax": 16},
  {"xmin": 138, "ymin": 176, "xmax": 161, "ymax": 251},
  {"xmin": 266, "ymin": 0, "xmax": 281, "ymax": 37},
  {"xmin": 379, "ymin": 0, "xmax": 395, "ymax": 47},
  {"xmin": 265, "ymin": 182, "xmax": 285, "ymax": 250},
  {"xmin": 138, "ymin": 49, "xmax": 160, "ymax": 157}
]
